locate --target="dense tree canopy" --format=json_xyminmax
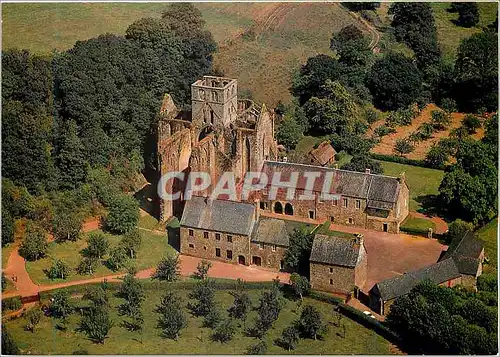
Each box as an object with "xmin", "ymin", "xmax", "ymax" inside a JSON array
[
  {"xmin": 366, "ymin": 53, "xmax": 423, "ymax": 111},
  {"xmin": 453, "ymin": 31, "xmax": 498, "ymax": 113},
  {"xmin": 449, "ymin": 3, "xmax": 480, "ymax": 28}
]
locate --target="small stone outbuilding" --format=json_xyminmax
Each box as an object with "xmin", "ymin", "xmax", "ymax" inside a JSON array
[
  {"xmin": 308, "ymin": 141, "xmax": 336, "ymax": 166},
  {"xmin": 250, "ymin": 218, "xmax": 289, "ymax": 270},
  {"xmin": 309, "ymin": 233, "xmax": 367, "ymax": 294}
]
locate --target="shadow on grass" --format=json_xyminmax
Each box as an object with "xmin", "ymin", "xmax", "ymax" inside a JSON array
[
  {"xmin": 167, "ymin": 226, "xmax": 180, "ymax": 252},
  {"xmin": 133, "ymin": 183, "xmax": 158, "ymax": 219},
  {"xmin": 414, "ymin": 194, "xmax": 455, "ymax": 222}
]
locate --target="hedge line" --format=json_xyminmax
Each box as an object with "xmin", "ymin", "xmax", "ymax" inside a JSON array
[
  {"xmin": 400, "ymin": 226, "xmax": 444, "ymax": 240},
  {"xmin": 370, "ymin": 153, "xmax": 445, "ymax": 170},
  {"xmin": 308, "ymin": 290, "xmax": 401, "ymax": 345},
  {"xmin": 2, "ymin": 296, "xmax": 22, "ymax": 311}
]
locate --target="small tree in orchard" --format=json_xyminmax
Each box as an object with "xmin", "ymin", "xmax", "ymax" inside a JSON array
[
  {"xmin": 246, "ymin": 340, "xmax": 267, "ymax": 355},
  {"xmin": 277, "ymin": 325, "xmax": 300, "ymax": 351},
  {"xmin": 296, "ymin": 305, "xmax": 326, "ymax": 340},
  {"xmin": 49, "ymin": 290, "xmax": 73, "ymax": 319},
  {"xmin": 85, "ymin": 232, "xmax": 109, "ymax": 259},
  {"xmin": 431, "ymin": 110, "xmax": 451, "ymax": 131},
  {"xmin": 228, "ymin": 290, "xmax": 252, "ymax": 326},
  {"xmin": 82, "ymin": 283, "xmax": 110, "ymax": 308},
  {"xmin": 53, "ymin": 210, "xmax": 82, "ymax": 242},
  {"xmin": 462, "ymin": 114, "xmax": 482, "ymax": 134},
  {"xmin": 79, "ymin": 305, "xmax": 113, "ymax": 344},
  {"xmin": 105, "ymin": 195, "xmax": 139, "ymax": 234},
  {"xmin": 425, "ymin": 145, "xmax": 449, "ymax": 168},
  {"xmin": 77, "ymin": 257, "xmax": 99, "ymax": 275},
  {"xmin": 290, "ymin": 273, "xmax": 310, "ymax": 302},
  {"xmin": 194, "ymin": 259, "xmax": 212, "ymax": 280},
  {"xmin": 394, "ymin": 138, "xmax": 414, "ymax": 157},
  {"xmin": 188, "ymin": 279, "xmax": 216, "ymax": 317},
  {"xmin": 117, "ymin": 270, "xmax": 145, "ymax": 317},
  {"xmin": 155, "ymin": 291, "xmax": 187, "ymax": 340},
  {"xmin": 24, "ymin": 309, "xmax": 42, "ymax": 333},
  {"xmin": 211, "ymin": 318, "xmax": 236, "ymax": 343},
  {"xmin": 47, "ymin": 259, "xmax": 71, "ymax": 280},
  {"xmin": 203, "ymin": 304, "xmax": 222, "ymax": 328},
  {"xmin": 19, "ymin": 223, "xmax": 48, "ymax": 261},
  {"xmin": 120, "ymin": 229, "xmax": 142, "ymax": 259},
  {"xmin": 152, "ymin": 254, "xmax": 180, "ymax": 281},
  {"xmin": 106, "ymin": 246, "xmax": 129, "ymax": 271}
]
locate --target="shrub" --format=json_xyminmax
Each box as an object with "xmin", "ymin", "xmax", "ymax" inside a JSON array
[
  {"xmin": 2, "ymin": 297, "xmax": 22, "ymax": 311},
  {"xmin": 105, "ymin": 194, "xmax": 139, "ymax": 234},
  {"xmin": 211, "ymin": 318, "xmax": 236, "ymax": 343},
  {"xmin": 425, "ymin": 145, "xmax": 449, "ymax": 168},
  {"xmin": 431, "ymin": 110, "xmax": 451, "ymax": 131},
  {"xmin": 374, "ymin": 125, "xmax": 396, "ymax": 137},
  {"xmin": 477, "ymin": 275, "xmax": 497, "ymax": 293},
  {"xmin": 24, "ymin": 309, "xmax": 42, "ymax": 332},
  {"xmin": 152, "ymin": 254, "xmax": 180, "ymax": 281},
  {"xmin": 47, "ymin": 259, "xmax": 71, "ymax": 280},
  {"xmin": 394, "ymin": 138, "xmax": 414, "ymax": 157},
  {"xmin": 446, "ymin": 219, "xmax": 474, "ymax": 244},
  {"xmin": 106, "ymin": 247, "xmax": 129, "ymax": 272},
  {"xmin": 76, "ymin": 257, "xmax": 99, "ymax": 276},
  {"xmin": 462, "ymin": 114, "xmax": 481, "ymax": 134},
  {"xmin": 246, "ymin": 340, "xmax": 267, "ymax": 355},
  {"xmin": 276, "ymin": 325, "xmax": 300, "ymax": 351}
]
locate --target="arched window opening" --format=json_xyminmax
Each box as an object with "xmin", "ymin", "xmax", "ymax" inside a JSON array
[
  {"xmin": 284, "ymin": 203, "xmax": 294, "ymax": 216},
  {"xmin": 274, "ymin": 202, "xmax": 283, "ymax": 214}
]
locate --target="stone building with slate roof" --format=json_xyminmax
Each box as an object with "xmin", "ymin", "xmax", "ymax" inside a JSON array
[
  {"xmin": 309, "ymin": 234, "xmax": 368, "ymax": 294},
  {"xmin": 180, "ymin": 197, "xmax": 290, "ymax": 269},
  {"xmin": 308, "ymin": 141, "xmax": 336, "ymax": 166},
  {"xmin": 369, "ymin": 230, "xmax": 485, "ymax": 315},
  {"xmin": 255, "ymin": 161, "xmax": 409, "ymax": 233}
]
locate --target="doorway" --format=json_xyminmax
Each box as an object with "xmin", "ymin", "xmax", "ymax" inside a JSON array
[
  {"xmin": 238, "ymin": 255, "xmax": 246, "ymax": 265},
  {"xmin": 252, "ymin": 256, "xmax": 262, "ymax": 266},
  {"xmin": 383, "ymin": 223, "xmax": 388, "ymax": 232}
]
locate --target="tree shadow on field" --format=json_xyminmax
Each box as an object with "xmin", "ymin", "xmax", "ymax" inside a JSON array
[
  {"xmin": 414, "ymin": 194, "xmax": 454, "ymax": 222},
  {"xmin": 167, "ymin": 226, "xmax": 180, "ymax": 252},
  {"xmin": 133, "ymin": 183, "xmax": 158, "ymax": 219}
]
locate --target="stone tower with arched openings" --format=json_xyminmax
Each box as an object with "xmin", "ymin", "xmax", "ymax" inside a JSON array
[{"xmin": 191, "ymin": 76, "xmax": 238, "ymax": 129}]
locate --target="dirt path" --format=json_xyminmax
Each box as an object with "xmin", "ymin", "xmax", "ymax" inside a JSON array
[
  {"xmin": 2, "ymin": 252, "xmax": 290, "ymax": 301},
  {"xmin": 253, "ymin": 3, "xmax": 299, "ymax": 41},
  {"xmin": 346, "ymin": 9, "xmax": 381, "ymax": 50}
]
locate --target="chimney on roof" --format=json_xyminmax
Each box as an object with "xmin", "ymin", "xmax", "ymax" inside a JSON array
[
  {"xmin": 254, "ymin": 199, "xmax": 260, "ymax": 222},
  {"xmin": 365, "ymin": 168, "xmax": 371, "ymax": 174}
]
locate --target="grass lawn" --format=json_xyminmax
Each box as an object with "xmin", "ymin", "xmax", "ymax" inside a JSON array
[
  {"xmin": 5, "ymin": 285, "xmax": 393, "ymax": 355},
  {"xmin": 431, "ymin": 2, "xmax": 498, "ymax": 61},
  {"xmin": 138, "ymin": 213, "xmax": 161, "ymax": 231},
  {"xmin": 377, "ymin": 160, "xmax": 444, "ymax": 212},
  {"xmin": 401, "ymin": 216, "xmax": 436, "ymax": 232},
  {"xmin": 477, "ymin": 218, "xmax": 498, "ymax": 275},
  {"xmin": 25, "ymin": 230, "xmax": 175, "ymax": 285},
  {"xmin": 2, "ymin": 243, "xmax": 16, "ymax": 269},
  {"xmin": 315, "ymin": 221, "xmax": 356, "ymax": 239}
]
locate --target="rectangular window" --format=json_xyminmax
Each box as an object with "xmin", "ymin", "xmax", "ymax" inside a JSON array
[
  {"xmin": 189, "ymin": 229, "xmax": 194, "ymax": 237},
  {"xmin": 329, "ymin": 267, "xmax": 333, "ymax": 273},
  {"xmin": 355, "ymin": 200, "xmax": 361, "ymax": 209},
  {"xmin": 330, "ymin": 216, "xmax": 335, "ymax": 222},
  {"xmin": 332, "ymin": 199, "xmax": 338, "ymax": 206},
  {"xmin": 259, "ymin": 243, "xmax": 264, "ymax": 250},
  {"xmin": 343, "ymin": 198, "xmax": 348, "ymax": 208},
  {"xmin": 215, "ymin": 248, "xmax": 221, "ymax": 257},
  {"xmin": 329, "ymin": 279, "xmax": 333, "ymax": 285},
  {"xmin": 204, "ymin": 231, "xmax": 209, "ymax": 239},
  {"xmin": 272, "ymin": 245, "xmax": 277, "ymax": 252},
  {"xmin": 215, "ymin": 233, "xmax": 221, "ymax": 240},
  {"xmin": 309, "ymin": 210, "xmax": 315, "ymax": 219},
  {"xmin": 189, "ymin": 243, "xmax": 195, "ymax": 249},
  {"xmin": 227, "ymin": 235, "xmax": 233, "ymax": 243},
  {"xmin": 226, "ymin": 250, "xmax": 233, "ymax": 259},
  {"xmin": 349, "ymin": 218, "xmax": 354, "ymax": 225}
]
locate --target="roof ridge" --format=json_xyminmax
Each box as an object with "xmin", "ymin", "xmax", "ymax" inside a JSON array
[{"xmin": 263, "ymin": 160, "xmax": 400, "ymax": 180}]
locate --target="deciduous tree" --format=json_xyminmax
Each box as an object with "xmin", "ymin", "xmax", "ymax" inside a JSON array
[
  {"xmin": 152, "ymin": 254, "xmax": 180, "ymax": 281},
  {"xmin": 155, "ymin": 291, "xmax": 187, "ymax": 340}
]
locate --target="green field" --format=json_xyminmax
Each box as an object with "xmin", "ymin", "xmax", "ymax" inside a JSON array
[
  {"xmin": 477, "ymin": 218, "xmax": 498, "ymax": 274},
  {"xmin": 4, "ymin": 285, "xmax": 393, "ymax": 355},
  {"xmin": 431, "ymin": 2, "xmax": 498, "ymax": 61},
  {"xmin": 25, "ymin": 230, "xmax": 175, "ymax": 285},
  {"xmin": 1, "ymin": 2, "xmax": 358, "ymax": 106},
  {"xmin": 377, "ymin": 161, "xmax": 445, "ymax": 212},
  {"xmin": 401, "ymin": 215, "xmax": 436, "ymax": 232}
]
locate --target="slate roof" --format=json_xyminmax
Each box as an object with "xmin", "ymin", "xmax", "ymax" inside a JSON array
[
  {"xmin": 373, "ymin": 258, "xmax": 461, "ymax": 301},
  {"xmin": 262, "ymin": 161, "xmax": 401, "ymax": 209},
  {"xmin": 441, "ymin": 230, "xmax": 484, "ymax": 275},
  {"xmin": 251, "ymin": 218, "xmax": 289, "ymax": 247},
  {"xmin": 309, "ymin": 141, "xmax": 336, "ymax": 166},
  {"xmin": 309, "ymin": 234, "xmax": 362, "ymax": 267},
  {"xmin": 180, "ymin": 196, "xmax": 255, "ymax": 236}
]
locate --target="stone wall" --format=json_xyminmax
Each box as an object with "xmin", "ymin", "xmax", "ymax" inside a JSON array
[
  {"xmin": 310, "ymin": 262, "xmax": 356, "ymax": 294},
  {"xmin": 249, "ymin": 242, "xmax": 286, "ymax": 270},
  {"xmin": 354, "ymin": 244, "xmax": 368, "ymax": 289},
  {"xmin": 180, "ymin": 226, "xmax": 251, "ymax": 265}
]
